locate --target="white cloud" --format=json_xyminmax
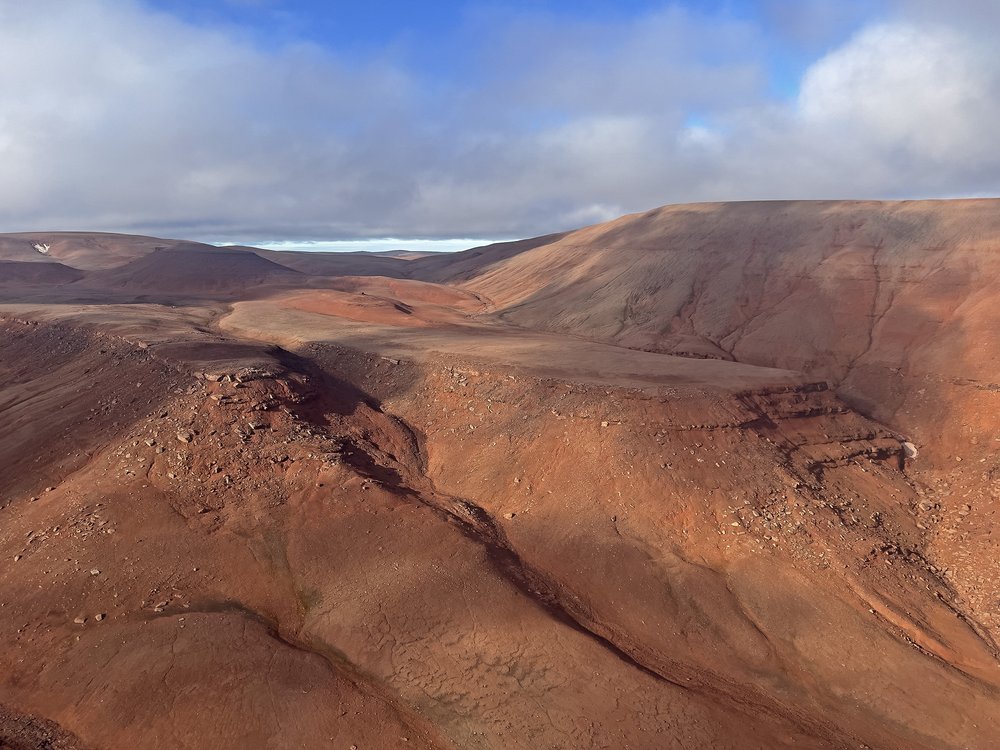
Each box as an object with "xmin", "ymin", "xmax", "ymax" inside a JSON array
[
  {"xmin": 678, "ymin": 124, "xmax": 724, "ymax": 152},
  {"xmin": 0, "ymin": 0, "xmax": 418, "ymax": 235},
  {"xmin": 665, "ymin": 14, "xmax": 1000, "ymax": 202},
  {"xmin": 798, "ymin": 24, "xmax": 996, "ymax": 164},
  {"xmin": 0, "ymin": 1, "xmax": 997, "ymax": 242},
  {"xmin": 256, "ymin": 238, "xmax": 505, "ymax": 254}
]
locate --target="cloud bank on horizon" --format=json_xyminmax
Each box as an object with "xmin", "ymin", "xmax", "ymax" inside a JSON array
[{"xmin": 0, "ymin": 0, "xmax": 997, "ymax": 244}]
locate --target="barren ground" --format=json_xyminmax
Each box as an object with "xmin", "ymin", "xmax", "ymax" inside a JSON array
[{"xmin": 2, "ymin": 200, "xmax": 1000, "ymax": 749}]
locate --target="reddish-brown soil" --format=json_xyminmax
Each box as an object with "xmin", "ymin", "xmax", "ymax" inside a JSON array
[
  {"xmin": 0, "ymin": 262, "xmax": 84, "ymax": 287},
  {"xmin": 2, "ymin": 200, "xmax": 1000, "ymax": 749}
]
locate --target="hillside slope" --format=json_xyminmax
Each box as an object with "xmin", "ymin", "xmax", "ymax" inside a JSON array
[
  {"xmin": 416, "ymin": 200, "xmax": 1000, "ymax": 453},
  {"xmin": 2, "ymin": 203, "xmax": 1000, "ymax": 749},
  {"xmin": 0, "ymin": 232, "xmax": 206, "ymax": 270},
  {"xmin": 83, "ymin": 246, "xmax": 304, "ymax": 297}
]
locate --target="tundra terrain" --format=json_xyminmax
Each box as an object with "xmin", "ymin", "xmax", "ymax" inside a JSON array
[{"xmin": 2, "ymin": 200, "xmax": 999, "ymax": 749}]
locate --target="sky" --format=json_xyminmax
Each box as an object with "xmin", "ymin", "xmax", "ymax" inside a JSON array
[{"xmin": 0, "ymin": 0, "xmax": 998, "ymax": 249}]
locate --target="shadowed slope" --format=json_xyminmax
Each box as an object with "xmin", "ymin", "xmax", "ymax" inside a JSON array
[
  {"xmin": 0, "ymin": 232, "xmax": 206, "ymax": 270},
  {"xmin": 84, "ymin": 246, "xmax": 303, "ymax": 297},
  {"xmin": 0, "ymin": 261, "xmax": 84, "ymax": 286}
]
